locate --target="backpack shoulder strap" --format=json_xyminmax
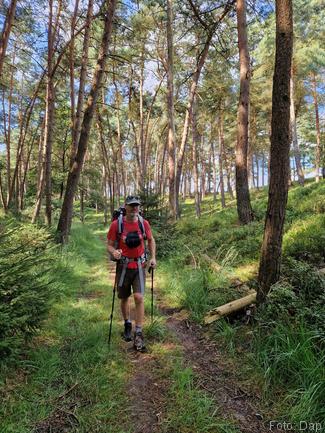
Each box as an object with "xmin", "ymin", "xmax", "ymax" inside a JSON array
[
  {"xmin": 137, "ymin": 215, "xmax": 147, "ymax": 240},
  {"xmin": 117, "ymin": 214, "xmax": 124, "ymax": 240}
]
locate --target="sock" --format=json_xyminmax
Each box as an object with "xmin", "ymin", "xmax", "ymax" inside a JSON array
[
  {"xmin": 135, "ymin": 325, "xmax": 142, "ymax": 334},
  {"xmin": 125, "ymin": 319, "xmax": 132, "ymax": 325}
]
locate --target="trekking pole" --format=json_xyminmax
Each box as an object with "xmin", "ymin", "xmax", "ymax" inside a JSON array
[
  {"xmin": 108, "ymin": 264, "xmax": 118, "ymax": 346},
  {"xmin": 148, "ymin": 266, "xmax": 154, "ymax": 323}
]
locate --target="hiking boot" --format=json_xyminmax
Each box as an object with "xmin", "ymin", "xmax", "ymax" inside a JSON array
[
  {"xmin": 133, "ymin": 331, "xmax": 146, "ymax": 352},
  {"xmin": 123, "ymin": 322, "xmax": 132, "ymax": 342}
]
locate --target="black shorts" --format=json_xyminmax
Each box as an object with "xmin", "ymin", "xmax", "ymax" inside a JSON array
[{"xmin": 116, "ymin": 264, "xmax": 146, "ymax": 299}]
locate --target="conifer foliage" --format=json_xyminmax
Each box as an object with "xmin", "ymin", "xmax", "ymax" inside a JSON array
[{"xmin": 0, "ymin": 220, "xmax": 56, "ymax": 361}]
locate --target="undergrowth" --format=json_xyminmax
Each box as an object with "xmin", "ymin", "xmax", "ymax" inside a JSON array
[
  {"xmin": 159, "ymin": 180, "xmax": 325, "ymax": 423},
  {"xmin": 0, "ymin": 220, "xmax": 131, "ymax": 433}
]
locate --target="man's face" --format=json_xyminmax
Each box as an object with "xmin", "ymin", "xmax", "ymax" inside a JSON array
[{"xmin": 126, "ymin": 203, "xmax": 139, "ymax": 218}]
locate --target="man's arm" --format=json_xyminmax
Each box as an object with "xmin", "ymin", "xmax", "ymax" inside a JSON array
[
  {"xmin": 147, "ymin": 236, "xmax": 156, "ymax": 268},
  {"xmin": 107, "ymin": 239, "xmax": 122, "ymax": 260}
]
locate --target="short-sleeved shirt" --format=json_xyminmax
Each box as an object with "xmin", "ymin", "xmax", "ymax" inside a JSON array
[{"xmin": 107, "ymin": 217, "xmax": 152, "ymax": 269}]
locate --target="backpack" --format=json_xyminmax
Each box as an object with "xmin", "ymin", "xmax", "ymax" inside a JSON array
[{"xmin": 110, "ymin": 207, "xmax": 147, "ymax": 261}]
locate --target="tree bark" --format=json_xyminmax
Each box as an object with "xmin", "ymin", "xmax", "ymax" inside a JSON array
[
  {"xmin": 69, "ymin": 0, "xmax": 80, "ymax": 146},
  {"xmin": 96, "ymin": 108, "xmax": 114, "ymax": 214},
  {"xmin": 139, "ymin": 45, "xmax": 145, "ymax": 187},
  {"xmin": 290, "ymin": 65, "xmax": 304, "ymax": 185},
  {"xmin": 175, "ymin": 0, "xmax": 234, "ymax": 217},
  {"xmin": 311, "ymin": 72, "xmax": 321, "ymax": 183},
  {"xmin": 204, "ymin": 291, "xmax": 257, "ymax": 325},
  {"xmin": 166, "ymin": 0, "xmax": 176, "ymax": 219},
  {"xmin": 0, "ymin": 169, "xmax": 6, "ymax": 210},
  {"xmin": 44, "ymin": 0, "xmax": 62, "ymax": 226},
  {"xmin": 218, "ymin": 112, "xmax": 226, "ymax": 208},
  {"xmin": 70, "ymin": 0, "xmax": 93, "ymax": 165},
  {"xmin": 7, "ymin": 75, "xmax": 44, "ymax": 209},
  {"xmin": 2, "ymin": 45, "xmax": 16, "ymax": 209},
  {"xmin": 191, "ymin": 95, "xmax": 201, "ymax": 218},
  {"xmin": 112, "ymin": 53, "xmax": 127, "ymax": 198},
  {"xmin": 0, "ymin": 0, "xmax": 18, "ymax": 78},
  {"xmin": 56, "ymin": 0, "xmax": 117, "ymax": 243},
  {"xmin": 257, "ymin": 0, "xmax": 293, "ymax": 303},
  {"xmin": 235, "ymin": 0, "xmax": 253, "ymax": 224},
  {"xmin": 32, "ymin": 121, "xmax": 46, "ymax": 223},
  {"xmin": 200, "ymin": 136, "xmax": 206, "ymax": 200},
  {"xmin": 20, "ymin": 126, "xmax": 39, "ymax": 210},
  {"xmin": 210, "ymin": 136, "xmax": 217, "ymax": 202},
  {"xmin": 224, "ymin": 151, "xmax": 234, "ymax": 199},
  {"xmin": 262, "ymin": 152, "xmax": 265, "ymax": 187}
]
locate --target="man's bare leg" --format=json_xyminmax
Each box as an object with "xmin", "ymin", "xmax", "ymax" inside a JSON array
[
  {"xmin": 120, "ymin": 298, "xmax": 130, "ymax": 320},
  {"xmin": 133, "ymin": 293, "xmax": 144, "ymax": 328}
]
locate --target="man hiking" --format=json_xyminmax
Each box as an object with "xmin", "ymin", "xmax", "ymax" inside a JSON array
[{"xmin": 107, "ymin": 195, "xmax": 156, "ymax": 352}]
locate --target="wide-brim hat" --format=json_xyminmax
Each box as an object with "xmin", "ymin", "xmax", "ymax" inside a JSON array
[{"xmin": 125, "ymin": 195, "xmax": 141, "ymax": 205}]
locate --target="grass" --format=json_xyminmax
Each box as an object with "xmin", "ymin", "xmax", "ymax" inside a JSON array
[
  {"xmin": 158, "ymin": 180, "xmax": 325, "ymax": 424},
  {"xmin": 1, "ymin": 214, "xmax": 238, "ymax": 433},
  {"xmin": 148, "ymin": 337, "xmax": 239, "ymax": 433},
  {"xmin": 253, "ymin": 322, "xmax": 325, "ymax": 423},
  {"xmin": 162, "ymin": 365, "xmax": 238, "ymax": 433},
  {"xmin": 2, "ymin": 180, "xmax": 324, "ymax": 430},
  {"xmin": 0, "ymin": 221, "xmax": 132, "ymax": 433}
]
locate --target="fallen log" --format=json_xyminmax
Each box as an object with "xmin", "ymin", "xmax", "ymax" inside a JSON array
[{"xmin": 204, "ymin": 290, "xmax": 257, "ymax": 325}]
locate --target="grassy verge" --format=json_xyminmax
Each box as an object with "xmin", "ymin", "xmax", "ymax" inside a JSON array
[
  {"xmin": 0, "ymin": 221, "xmax": 131, "ymax": 433},
  {"xmin": 158, "ymin": 180, "xmax": 325, "ymax": 423}
]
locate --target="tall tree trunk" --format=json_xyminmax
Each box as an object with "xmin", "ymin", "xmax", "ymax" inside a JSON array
[
  {"xmin": 311, "ymin": 72, "xmax": 321, "ymax": 183},
  {"xmin": 235, "ymin": 0, "xmax": 253, "ymax": 224},
  {"xmin": 248, "ymin": 105, "xmax": 256, "ymax": 189},
  {"xmin": 7, "ymin": 75, "xmax": 44, "ymax": 209},
  {"xmin": 0, "ymin": 0, "xmax": 18, "ymax": 78},
  {"xmin": 224, "ymin": 152, "xmax": 234, "ymax": 199},
  {"xmin": 32, "ymin": 122, "xmax": 46, "ymax": 223},
  {"xmin": 210, "ymin": 137, "xmax": 217, "ymax": 202},
  {"xmin": 80, "ymin": 184, "xmax": 84, "ymax": 223},
  {"xmin": 218, "ymin": 112, "xmax": 226, "ymax": 208},
  {"xmin": 103, "ymin": 165, "xmax": 108, "ymax": 225},
  {"xmin": 255, "ymin": 154, "xmax": 259, "ymax": 189},
  {"xmin": 175, "ymin": 0, "xmax": 234, "ymax": 217},
  {"xmin": 96, "ymin": 108, "xmax": 113, "ymax": 214},
  {"xmin": 70, "ymin": 0, "xmax": 93, "ymax": 165},
  {"xmin": 0, "ymin": 170, "xmax": 6, "ymax": 209},
  {"xmin": 69, "ymin": 0, "xmax": 80, "ymax": 144},
  {"xmin": 112, "ymin": 55, "xmax": 127, "ymax": 198},
  {"xmin": 20, "ymin": 126, "xmax": 39, "ymax": 211},
  {"xmin": 44, "ymin": 0, "xmax": 62, "ymax": 225},
  {"xmin": 247, "ymin": 142, "xmax": 253, "ymax": 189},
  {"xmin": 207, "ymin": 150, "xmax": 212, "ymax": 194},
  {"xmin": 2, "ymin": 45, "xmax": 16, "ymax": 209},
  {"xmin": 166, "ymin": 0, "xmax": 176, "ymax": 219},
  {"xmin": 201, "ymin": 136, "xmax": 206, "ymax": 200},
  {"xmin": 56, "ymin": 0, "xmax": 117, "ymax": 243},
  {"xmin": 290, "ymin": 66, "xmax": 304, "ymax": 185},
  {"xmin": 139, "ymin": 45, "xmax": 145, "ymax": 187},
  {"xmin": 262, "ymin": 152, "xmax": 265, "ymax": 187},
  {"xmin": 257, "ymin": 0, "xmax": 293, "ymax": 303},
  {"xmin": 191, "ymin": 96, "xmax": 201, "ymax": 218},
  {"xmin": 250, "ymin": 153, "xmax": 255, "ymax": 188}
]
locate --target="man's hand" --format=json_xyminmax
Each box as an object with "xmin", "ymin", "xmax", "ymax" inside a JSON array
[
  {"xmin": 112, "ymin": 249, "xmax": 122, "ymax": 260},
  {"xmin": 149, "ymin": 258, "xmax": 157, "ymax": 269}
]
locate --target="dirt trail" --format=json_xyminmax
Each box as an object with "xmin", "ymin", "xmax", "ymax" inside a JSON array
[
  {"xmin": 108, "ymin": 263, "xmax": 278, "ymax": 433},
  {"xmin": 122, "ymin": 346, "xmax": 169, "ymax": 433},
  {"xmin": 161, "ymin": 306, "xmax": 270, "ymax": 433},
  {"xmin": 108, "ymin": 262, "xmax": 168, "ymax": 433}
]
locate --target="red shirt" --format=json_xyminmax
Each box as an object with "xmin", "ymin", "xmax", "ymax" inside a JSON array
[{"xmin": 107, "ymin": 217, "xmax": 152, "ymax": 269}]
